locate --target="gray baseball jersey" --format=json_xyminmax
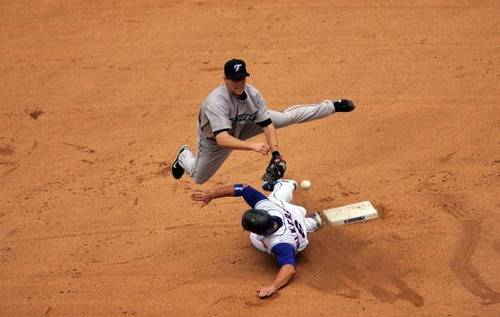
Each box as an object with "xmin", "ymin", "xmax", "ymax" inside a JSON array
[
  {"xmin": 198, "ymin": 84, "xmax": 271, "ymax": 141},
  {"xmin": 177, "ymin": 83, "xmax": 336, "ymax": 184}
]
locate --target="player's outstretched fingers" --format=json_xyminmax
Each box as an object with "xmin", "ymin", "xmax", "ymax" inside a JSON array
[
  {"xmin": 191, "ymin": 189, "xmax": 203, "ymax": 200},
  {"xmin": 257, "ymin": 285, "xmax": 276, "ymax": 298},
  {"xmin": 191, "ymin": 189, "xmax": 211, "ymax": 206}
]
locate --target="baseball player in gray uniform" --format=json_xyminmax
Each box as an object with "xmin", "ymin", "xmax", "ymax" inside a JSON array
[
  {"xmin": 191, "ymin": 179, "xmax": 322, "ymax": 298},
  {"xmin": 172, "ymin": 58, "xmax": 355, "ymax": 186}
]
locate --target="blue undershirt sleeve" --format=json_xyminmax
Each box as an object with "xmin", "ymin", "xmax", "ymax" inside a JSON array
[
  {"xmin": 241, "ymin": 186, "xmax": 267, "ymax": 208},
  {"xmin": 271, "ymin": 243, "xmax": 297, "ymax": 266}
]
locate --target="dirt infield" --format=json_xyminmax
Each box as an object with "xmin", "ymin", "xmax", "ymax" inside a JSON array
[{"xmin": 1, "ymin": 1, "xmax": 499, "ymax": 316}]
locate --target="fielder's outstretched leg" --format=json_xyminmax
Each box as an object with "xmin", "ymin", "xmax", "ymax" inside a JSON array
[
  {"xmin": 269, "ymin": 100, "xmax": 335, "ymax": 128},
  {"xmin": 242, "ymin": 99, "xmax": 354, "ymax": 139}
]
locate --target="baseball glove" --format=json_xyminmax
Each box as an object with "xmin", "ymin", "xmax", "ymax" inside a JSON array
[{"xmin": 261, "ymin": 151, "xmax": 286, "ymax": 184}]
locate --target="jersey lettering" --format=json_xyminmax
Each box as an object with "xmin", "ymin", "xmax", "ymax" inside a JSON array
[
  {"xmin": 283, "ymin": 209, "xmax": 301, "ymax": 249},
  {"xmin": 294, "ymin": 220, "xmax": 305, "ymax": 238},
  {"xmin": 233, "ymin": 110, "xmax": 258, "ymax": 124}
]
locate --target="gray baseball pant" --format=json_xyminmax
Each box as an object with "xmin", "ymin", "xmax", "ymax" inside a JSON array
[{"xmin": 178, "ymin": 100, "xmax": 335, "ymax": 184}]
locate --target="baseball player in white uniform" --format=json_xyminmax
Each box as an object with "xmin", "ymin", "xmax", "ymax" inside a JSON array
[
  {"xmin": 191, "ymin": 179, "xmax": 322, "ymax": 298},
  {"xmin": 172, "ymin": 58, "xmax": 355, "ymax": 187}
]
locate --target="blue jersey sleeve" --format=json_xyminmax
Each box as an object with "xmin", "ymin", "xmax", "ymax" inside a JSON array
[
  {"xmin": 241, "ymin": 186, "xmax": 267, "ymax": 208},
  {"xmin": 271, "ymin": 243, "xmax": 296, "ymax": 266}
]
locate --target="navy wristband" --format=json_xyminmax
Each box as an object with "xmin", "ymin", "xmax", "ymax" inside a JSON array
[{"xmin": 234, "ymin": 184, "xmax": 244, "ymax": 196}]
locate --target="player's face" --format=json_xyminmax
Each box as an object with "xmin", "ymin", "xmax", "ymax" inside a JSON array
[{"xmin": 224, "ymin": 77, "xmax": 246, "ymax": 96}]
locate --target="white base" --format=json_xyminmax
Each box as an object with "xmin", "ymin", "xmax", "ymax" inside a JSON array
[{"xmin": 323, "ymin": 201, "xmax": 378, "ymax": 225}]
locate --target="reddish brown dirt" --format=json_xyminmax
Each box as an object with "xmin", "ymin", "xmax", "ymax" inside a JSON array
[{"xmin": 1, "ymin": 1, "xmax": 499, "ymax": 316}]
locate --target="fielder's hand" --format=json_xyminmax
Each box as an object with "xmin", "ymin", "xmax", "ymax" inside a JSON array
[{"xmin": 252, "ymin": 142, "xmax": 270, "ymax": 155}]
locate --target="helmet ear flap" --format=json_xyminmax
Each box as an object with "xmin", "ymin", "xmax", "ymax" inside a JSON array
[{"xmin": 242, "ymin": 209, "xmax": 274, "ymax": 235}]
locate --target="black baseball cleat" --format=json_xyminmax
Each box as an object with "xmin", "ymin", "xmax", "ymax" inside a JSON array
[
  {"xmin": 332, "ymin": 99, "xmax": 355, "ymax": 112},
  {"xmin": 171, "ymin": 145, "xmax": 190, "ymax": 179}
]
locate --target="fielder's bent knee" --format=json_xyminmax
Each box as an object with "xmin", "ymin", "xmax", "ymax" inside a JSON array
[
  {"xmin": 192, "ymin": 175, "xmax": 209, "ymax": 185},
  {"xmin": 190, "ymin": 169, "xmax": 210, "ymax": 184}
]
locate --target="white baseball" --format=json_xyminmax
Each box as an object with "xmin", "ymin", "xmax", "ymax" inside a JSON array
[{"xmin": 300, "ymin": 180, "xmax": 312, "ymax": 190}]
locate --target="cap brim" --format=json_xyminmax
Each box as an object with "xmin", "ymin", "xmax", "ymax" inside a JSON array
[{"xmin": 228, "ymin": 72, "xmax": 250, "ymax": 80}]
